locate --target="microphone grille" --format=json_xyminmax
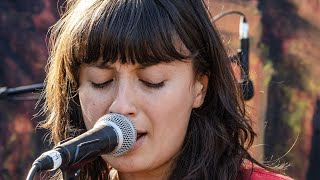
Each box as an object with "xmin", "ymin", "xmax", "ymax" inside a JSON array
[{"xmin": 104, "ymin": 113, "xmax": 137, "ymax": 157}]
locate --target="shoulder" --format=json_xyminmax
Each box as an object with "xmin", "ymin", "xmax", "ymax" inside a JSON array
[{"xmin": 239, "ymin": 166, "xmax": 294, "ymax": 180}]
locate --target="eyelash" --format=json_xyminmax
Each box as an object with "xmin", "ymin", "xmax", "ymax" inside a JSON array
[
  {"xmin": 91, "ymin": 80, "xmax": 165, "ymax": 89},
  {"xmin": 140, "ymin": 80, "xmax": 165, "ymax": 89},
  {"xmin": 91, "ymin": 80, "xmax": 113, "ymax": 89}
]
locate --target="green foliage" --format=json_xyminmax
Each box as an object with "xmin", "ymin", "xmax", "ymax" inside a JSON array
[
  {"xmin": 259, "ymin": 42, "xmax": 309, "ymax": 137},
  {"xmin": 262, "ymin": 60, "xmax": 274, "ymax": 87},
  {"xmin": 281, "ymin": 87, "xmax": 307, "ymax": 136},
  {"xmin": 258, "ymin": 43, "xmax": 270, "ymax": 64}
]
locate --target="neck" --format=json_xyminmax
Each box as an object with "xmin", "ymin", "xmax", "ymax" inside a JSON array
[
  {"xmin": 117, "ymin": 163, "xmax": 172, "ymax": 180},
  {"xmin": 119, "ymin": 172, "xmax": 167, "ymax": 180}
]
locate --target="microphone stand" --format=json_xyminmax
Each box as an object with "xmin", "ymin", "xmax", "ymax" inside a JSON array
[
  {"xmin": 1, "ymin": 83, "xmax": 80, "ymax": 180},
  {"xmin": 212, "ymin": 11, "xmax": 254, "ymax": 100},
  {"xmin": 0, "ymin": 83, "xmax": 43, "ymax": 101}
]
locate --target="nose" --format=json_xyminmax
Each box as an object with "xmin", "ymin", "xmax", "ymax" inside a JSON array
[{"xmin": 109, "ymin": 81, "xmax": 137, "ymax": 117}]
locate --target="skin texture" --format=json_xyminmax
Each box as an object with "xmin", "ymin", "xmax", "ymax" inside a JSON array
[{"xmin": 78, "ymin": 60, "xmax": 207, "ymax": 180}]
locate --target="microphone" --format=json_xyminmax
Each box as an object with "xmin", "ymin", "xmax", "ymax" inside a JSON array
[
  {"xmin": 27, "ymin": 113, "xmax": 136, "ymax": 178},
  {"xmin": 239, "ymin": 15, "xmax": 249, "ymax": 77},
  {"xmin": 239, "ymin": 16, "xmax": 254, "ymax": 100}
]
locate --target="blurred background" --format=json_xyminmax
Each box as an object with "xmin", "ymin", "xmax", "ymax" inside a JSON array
[{"xmin": 0, "ymin": 0, "xmax": 319, "ymax": 179}]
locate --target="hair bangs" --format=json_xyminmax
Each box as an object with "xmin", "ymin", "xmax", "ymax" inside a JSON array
[{"xmin": 73, "ymin": 0, "xmax": 195, "ymax": 66}]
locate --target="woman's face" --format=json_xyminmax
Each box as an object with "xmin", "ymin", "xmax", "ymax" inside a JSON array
[{"xmin": 78, "ymin": 60, "xmax": 207, "ymax": 178}]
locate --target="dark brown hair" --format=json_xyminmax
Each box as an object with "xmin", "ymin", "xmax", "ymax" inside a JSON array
[{"xmin": 41, "ymin": 0, "xmax": 271, "ymax": 179}]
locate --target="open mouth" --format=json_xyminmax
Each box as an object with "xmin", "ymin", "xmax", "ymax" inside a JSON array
[{"xmin": 136, "ymin": 133, "xmax": 147, "ymax": 140}]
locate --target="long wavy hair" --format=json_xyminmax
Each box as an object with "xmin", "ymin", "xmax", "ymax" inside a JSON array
[{"xmin": 41, "ymin": 0, "xmax": 269, "ymax": 179}]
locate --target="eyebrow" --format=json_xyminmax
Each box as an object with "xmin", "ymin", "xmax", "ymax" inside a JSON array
[{"xmin": 93, "ymin": 63, "xmax": 113, "ymax": 69}]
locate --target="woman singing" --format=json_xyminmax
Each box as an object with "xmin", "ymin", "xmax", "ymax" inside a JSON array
[{"xmin": 40, "ymin": 0, "xmax": 293, "ymax": 179}]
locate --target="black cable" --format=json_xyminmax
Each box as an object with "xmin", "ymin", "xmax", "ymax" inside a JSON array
[
  {"xmin": 26, "ymin": 165, "xmax": 39, "ymax": 180},
  {"xmin": 211, "ymin": 10, "xmax": 246, "ymax": 22}
]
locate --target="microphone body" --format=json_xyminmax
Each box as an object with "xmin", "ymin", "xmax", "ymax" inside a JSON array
[
  {"xmin": 240, "ymin": 38, "xmax": 249, "ymax": 77},
  {"xmin": 239, "ymin": 16, "xmax": 254, "ymax": 100},
  {"xmin": 239, "ymin": 16, "xmax": 249, "ymax": 77},
  {"xmin": 31, "ymin": 113, "xmax": 136, "ymax": 172}
]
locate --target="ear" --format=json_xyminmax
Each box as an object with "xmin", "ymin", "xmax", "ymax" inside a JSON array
[{"xmin": 192, "ymin": 75, "xmax": 208, "ymax": 108}]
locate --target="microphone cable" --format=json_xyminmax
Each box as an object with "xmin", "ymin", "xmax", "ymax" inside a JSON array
[{"xmin": 26, "ymin": 165, "xmax": 39, "ymax": 180}]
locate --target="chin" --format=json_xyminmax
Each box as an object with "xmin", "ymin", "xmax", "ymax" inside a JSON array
[{"xmin": 101, "ymin": 154, "xmax": 149, "ymax": 172}]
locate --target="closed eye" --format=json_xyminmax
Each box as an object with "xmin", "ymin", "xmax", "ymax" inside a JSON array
[
  {"xmin": 140, "ymin": 80, "xmax": 165, "ymax": 89},
  {"xmin": 91, "ymin": 80, "xmax": 113, "ymax": 89}
]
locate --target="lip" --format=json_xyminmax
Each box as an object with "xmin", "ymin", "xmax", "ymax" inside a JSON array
[
  {"xmin": 136, "ymin": 130, "xmax": 147, "ymax": 134},
  {"xmin": 129, "ymin": 133, "xmax": 146, "ymax": 152}
]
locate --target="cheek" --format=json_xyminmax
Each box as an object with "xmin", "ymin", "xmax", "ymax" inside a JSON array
[
  {"xmin": 79, "ymin": 87, "xmax": 112, "ymax": 129},
  {"xmin": 148, "ymin": 83, "xmax": 194, "ymax": 148}
]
